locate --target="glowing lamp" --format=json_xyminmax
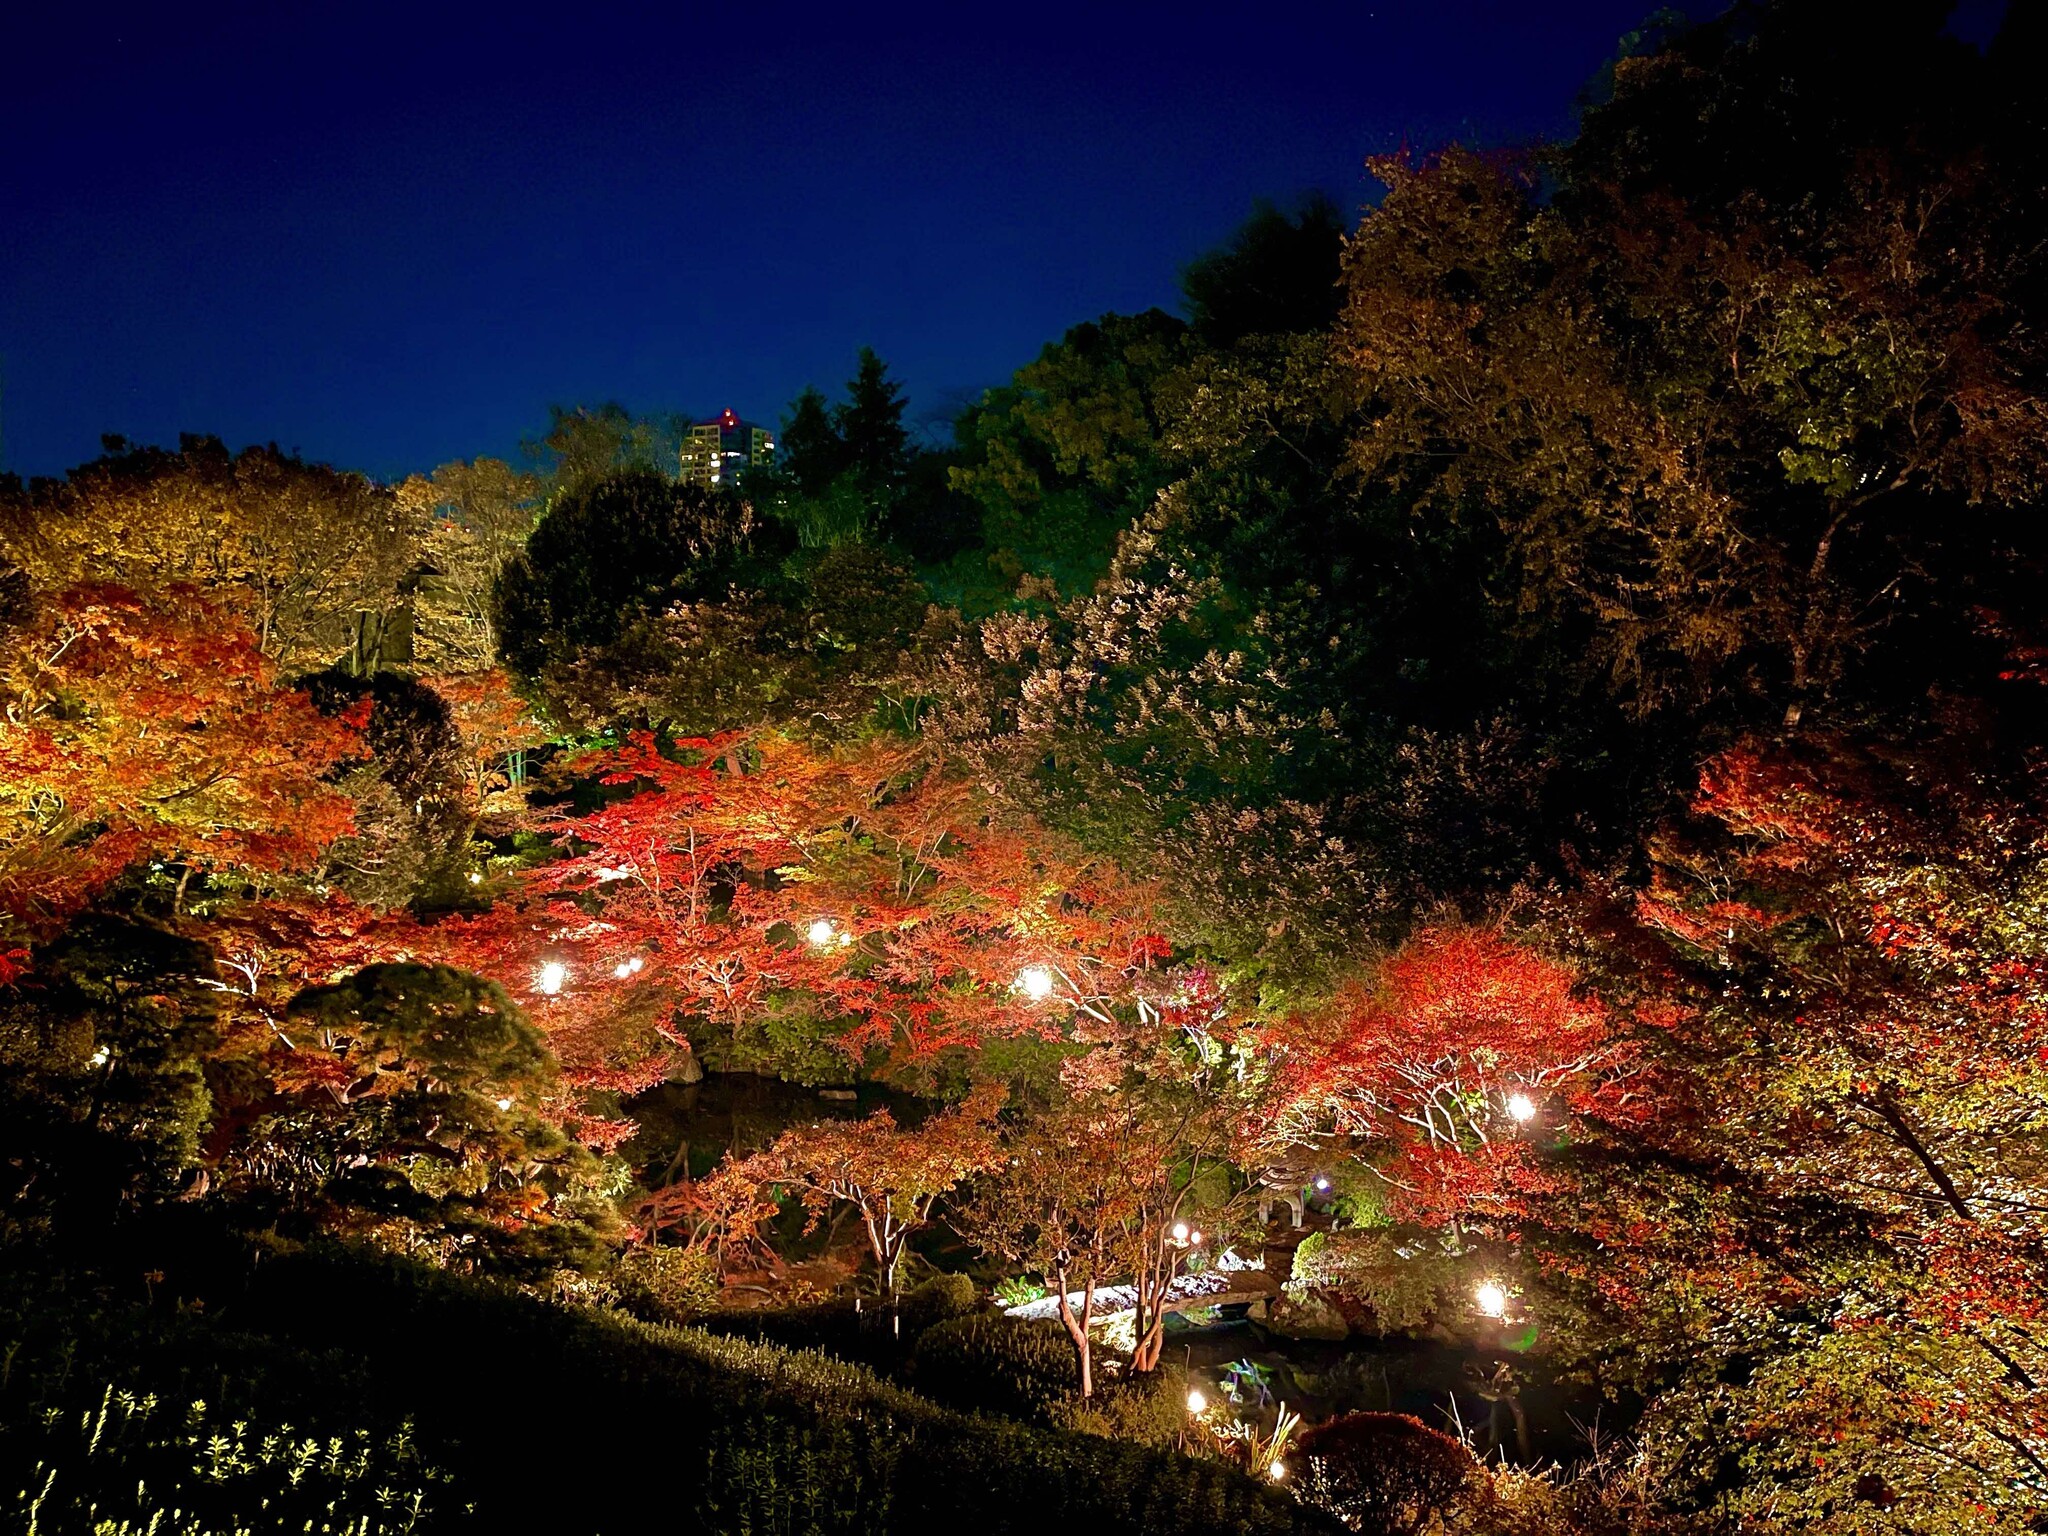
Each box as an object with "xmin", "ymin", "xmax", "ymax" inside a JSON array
[
  {"xmin": 91, "ymin": 1046, "xmax": 111, "ymax": 1067},
  {"xmin": 1268, "ymin": 1462, "xmax": 1286, "ymax": 1482},
  {"xmin": 536, "ymin": 961, "xmax": 568, "ymax": 996},
  {"xmin": 1014, "ymin": 965, "xmax": 1055, "ymax": 1001},
  {"xmin": 627, "ymin": 956, "xmax": 644, "ymax": 973},
  {"xmin": 495, "ymin": 1097, "xmax": 513, "ymax": 1112},
  {"xmin": 1314, "ymin": 1176, "xmax": 1331, "ymax": 1191},
  {"xmin": 1476, "ymin": 1281, "xmax": 1509, "ymax": 1319},
  {"xmin": 1506, "ymin": 1092, "xmax": 1538, "ymax": 1123},
  {"xmin": 614, "ymin": 961, "xmax": 634, "ymax": 980},
  {"xmin": 1186, "ymin": 1389, "xmax": 1207, "ymax": 1414},
  {"xmin": 1190, "ymin": 1230, "xmax": 1204, "ymax": 1246},
  {"xmin": 807, "ymin": 918, "xmax": 838, "ymax": 948},
  {"xmin": 1171, "ymin": 1221, "xmax": 1190, "ymax": 1243},
  {"xmin": 467, "ymin": 871, "xmax": 484, "ymax": 885}
]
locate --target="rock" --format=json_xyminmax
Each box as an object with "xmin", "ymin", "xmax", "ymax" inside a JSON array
[
  {"xmin": 667, "ymin": 1047, "xmax": 705, "ymax": 1085},
  {"xmin": 1266, "ymin": 1290, "xmax": 1350, "ymax": 1342},
  {"xmin": 817, "ymin": 1087, "xmax": 858, "ymax": 1102}
]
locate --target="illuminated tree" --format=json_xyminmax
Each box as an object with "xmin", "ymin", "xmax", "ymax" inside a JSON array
[
  {"xmin": 0, "ymin": 583, "xmax": 364, "ymax": 945},
  {"xmin": 434, "ymin": 729, "xmax": 1163, "ymax": 1094},
  {"xmin": 0, "ymin": 435, "xmax": 410, "ymax": 672},
  {"xmin": 421, "ymin": 668, "xmax": 549, "ymax": 808},
  {"xmin": 1560, "ymin": 730, "xmax": 2048, "ymax": 1527},
  {"xmin": 396, "ymin": 457, "xmax": 543, "ymax": 672},
  {"xmin": 1260, "ymin": 928, "xmax": 1628, "ymax": 1229},
  {"xmin": 755, "ymin": 1083, "xmax": 1004, "ymax": 1295}
]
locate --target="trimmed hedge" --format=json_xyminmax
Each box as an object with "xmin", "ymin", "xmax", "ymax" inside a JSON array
[
  {"xmin": 691, "ymin": 1271, "xmax": 986, "ymax": 1370},
  {"xmin": 908, "ymin": 1313, "xmax": 1188, "ymax": 1447},
  {"xmin": 909, "ymin": 1314, "xmax": 1081, "ymax": 1422}
]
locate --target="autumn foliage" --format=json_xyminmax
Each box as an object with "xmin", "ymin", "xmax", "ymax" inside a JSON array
[
  {"xmin": 1261, "ymin": 928, "xmax": 1627, "ymax": 1225},
  {"xmin": 0, "ymin": 584, "xmax": 364, "ymax": 953}
]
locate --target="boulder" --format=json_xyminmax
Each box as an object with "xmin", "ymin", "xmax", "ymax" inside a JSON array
[{"xmin": 1267, "ymin": 1289, "xmax": 1350, "ymax": 1342}]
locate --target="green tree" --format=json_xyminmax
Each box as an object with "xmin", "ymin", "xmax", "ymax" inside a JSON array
[
  {"xmin": 777, "ymin": 384, "xmax": 846, "ymax": 497},
  {"xmin": 492, "ymin": 468, "xmax": 775, "ymax": 681},
  {"xmin": 275, "ymin": 962, "xmax": 618, "ymax": 1270},
  {"xmin": 835, "ymin": 346, "xmax": 911, "ymax": 489},
  {"xmin": 1181, "ymin": 193, "xmax": 1347, "ymax": 348}
]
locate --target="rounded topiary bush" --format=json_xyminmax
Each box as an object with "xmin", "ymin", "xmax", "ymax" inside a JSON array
[
  {"xmin": 1295, "ymin": 1411, "xmax": 1479, "ymax": 1535},
  {"xmin": 897, "ymin": 1270, "xmax": 981, "ymax": 1333},
  {"xmin": 908, "ymin": 1314, "xmax": 1079, "ymax": 1423}
]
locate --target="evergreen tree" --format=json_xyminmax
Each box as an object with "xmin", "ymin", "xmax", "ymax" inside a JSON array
[
  {"xmin": 835, "ymin": 347, "xmax": 910, "ymax": 488},
  {"xmin": 777, "ymin": 385, "xmax": 845, "ymax": 497}
]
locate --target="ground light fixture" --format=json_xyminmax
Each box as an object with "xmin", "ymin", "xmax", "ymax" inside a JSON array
[
  {"xmin": 536, "ymin": 961, "xmax": 568, "ymax": 996},
  {"xmin": 1014, "ymin": 965, "xmax": 1055, "ymax": 1001},
  {"xmin": 807, "ymin": 918, "xmax": 837, "ymax": 947},
  {"xmin": 1268, "ymin": 1463, "xmax": 1286, "ymax": 1482},
  {"xmin": 1506, "ymin": 1091, "xmax": 1538, "ymax": 1123},
  {"xmin": 495, "ymin": 1097, "xmax": 513, "ymax": 1111},
  {"xmin": 1476, "ymin": 1280, "xmax": 1510, "ymax": 1318},
  {"xmin": 1314, "ymin": 1175, "xmax": 1331, "ymax": 1190},
  {"xmin": 1172, "ymin": 1221, "xmax": 1189, "ymax": 1242},
  {"xmin": 1185, "ymin": 1389, "xmax": 1207, "ymax": 1414}
]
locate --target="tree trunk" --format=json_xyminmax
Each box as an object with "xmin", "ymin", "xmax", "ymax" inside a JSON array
[{"xmin": 1054, "ymin": 1263, "xmax": 1095, "ymax": 1399}]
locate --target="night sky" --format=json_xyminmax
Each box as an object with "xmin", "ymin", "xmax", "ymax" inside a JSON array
[{"xmin": 0, "ymin": 2, "xmax": 2001, "ymax": 481}]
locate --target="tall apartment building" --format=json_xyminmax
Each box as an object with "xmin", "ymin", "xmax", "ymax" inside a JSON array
[{"xmin": 680, "ymin": 407, "xmax": 776, "ymax": 490}]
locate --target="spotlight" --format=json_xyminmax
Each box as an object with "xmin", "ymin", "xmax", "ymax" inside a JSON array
[{"xmin": 1014, "ymin": 965, "xmax": 1055, "ymax": 1001}]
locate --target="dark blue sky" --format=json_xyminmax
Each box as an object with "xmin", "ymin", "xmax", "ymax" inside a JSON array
[{"xmin": 0, "ymin": 2, "xmax": 1997, "ymax": 481}]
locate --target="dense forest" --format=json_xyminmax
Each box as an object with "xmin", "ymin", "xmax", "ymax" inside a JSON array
[{"xmin": 6, "ymin": 4, "xmax": 2048, "ymax": 1532}]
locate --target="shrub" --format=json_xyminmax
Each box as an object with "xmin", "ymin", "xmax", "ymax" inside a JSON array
[
  {"xmin": 1295, "ymin": 1412, "xmax": 1479, "ymax": 1535},
  {"xmin": 611, "ymin": 1244, "xmax": 720, "ymax": 1321},
  {"xmin": 897, "ymin": 1270, "xmax": 980, "ymax": 1332},
  {"xmin": 909, "ymin": 1314, "xmax": 1081, "ymax": 1422},
  {"xmin": 1051, "ymin": 1368, "xmax": 1189, "ymax": 1447}
]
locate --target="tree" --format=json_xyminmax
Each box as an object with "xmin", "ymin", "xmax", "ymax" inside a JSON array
[
  {"xmin": 835, "ymin": 346, "xmax": 910, "ymax": 489},
  {"xmin": 0, "ymin": 435, "xmax": 410, "ymax": 672},
  {"xmin": 396, "ymin": 457, "xmax": 544, "ymax": 672},
  {"xmin": 523, "ymin": 403, "xmax": 679, "ymax": 497},
  {"xmin": 964, "ymin": 1045, "xmax": 1237, "ymax": 1390},
  {"xmin": 492, "ymin": 468, "xmax": 772, "ymax": 682},
  {"xmin": 778, "ymin": 385, "xmax": 846, "ymax": 497},
  {"xmin": 300, "ymin": 670, "xmax": 472, "ymax": 911},
  {"xmin": 275, "ymin": 962, "xmax": 617, "ymax": 1268},
  {"xmin": 0, "ymin": 914, "xmax": 217, "ymax": 1221},
  {"xmin": 0, "ymin": 583, "xmax": 364, "ymax": 945},
  {"xmin": 421, "ymin": 667, "xmax": 549, "ymax": 809},
  {"xmin": 1568, "ymin": 732, "xmax": 2048, "ymax": 1525},
  {"xmin": 1336, "ymin": 3, "xmax": 2048, "ymax": 727},
  {"xmin": 949, "ymin": 309, "xmax": 1191, "ymax": 601},
  {"xmin": 962, "ymin": 1095, "xmax": 1126, "ymax": 1398},
  {"xmin": 1182, "ymin": 193, "xmax": 1347, "ymax": 348},
  {"xmin": 755, "ymin": 1083, "xmax": 1004, "ymax": 1296},
  {"xmin": 1260, "ymin": 928, "xmax": 1628, "ymax": 1230},
  {"xmin": 426, "ymin": 730, "xmax": 1164, "ymax": 1095}
]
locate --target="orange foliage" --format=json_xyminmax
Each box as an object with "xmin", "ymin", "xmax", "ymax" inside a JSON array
[{"xmin": 0, "ymin": 583, "xmax": 363, "ymax": 943}]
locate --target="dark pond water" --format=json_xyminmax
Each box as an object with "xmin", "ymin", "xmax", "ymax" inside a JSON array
[
  {"xmin": 624, "ymin": 1071, "xmax": 924, "ymax": 1184},
  {"xmin": 1166, "ymin": 1312, "xmax": 1631, "ymax": 1465}
]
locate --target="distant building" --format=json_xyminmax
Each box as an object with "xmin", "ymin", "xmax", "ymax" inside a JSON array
[{"xmin": 680, "ymin": 407, "xmax": 775, "ymax": 490}]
